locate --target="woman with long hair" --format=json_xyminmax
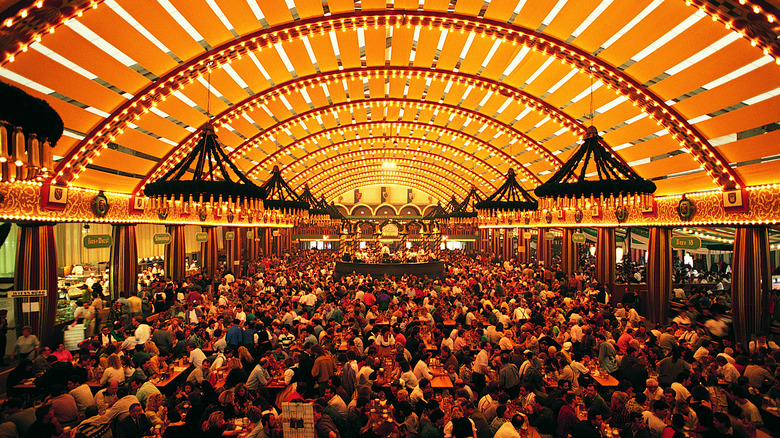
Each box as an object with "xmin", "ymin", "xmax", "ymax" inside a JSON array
[
  {"xmin": 100, "ymin": 353, "xmax": 125, "ymax": 384},
  {"xmin": 145, "ymin": 393, "xmax": 166, "ymax": 426},
  {"xmin": 201, "ymin": 411, "xmax": 241, "ymax": 438},
  {"xmin": 236, "ymin": 346, "xmax": 254, "ymax": 374}
]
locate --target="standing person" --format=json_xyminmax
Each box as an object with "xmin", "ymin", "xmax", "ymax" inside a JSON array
[{"xmin": 11, "ymin": 325, "xmax": 40, "ymax": 361}]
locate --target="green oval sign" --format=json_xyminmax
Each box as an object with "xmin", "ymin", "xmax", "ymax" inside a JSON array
[
  {"xmin": 671, "ymin": 236, "xmax": 701, "ymax": 250},
  {"xmin": 153, "ymin": 233, "xmax": 172, "ymax": 244},
  {"xmin": 225, "ymin": 231, "xmax": 235, "ymax": 240},
  {"xmin": 196, "ymin": 232, "xmax": 208, "ymax": 242},
  {"xmin": 246, "ymin": 231, "xmax": 254, "ymax": 239},
  {"xmin": 544, "ymin": 232, "xmax": 555, "ymax": 240},
  {"xmin": 572, "ymin": 232, "xmax": 586, "ymax": 244},
  {"xmin": 83, "ymin": 234, "xmax": 112, "ymax": 249}
]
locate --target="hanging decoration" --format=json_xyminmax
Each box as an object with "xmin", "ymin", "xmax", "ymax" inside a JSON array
[
  {"xmin": 534, "ymin": 126, "xmax": 656, "ymax": 211},
  {"xmin": 142, "ymin": 123, "xmax": 266, "ymax": 220},
  {"xmin": 448, "ymin": 186, "xmax": 484, "ymax": 224},
  {"xmin": 260, "ymin": 166, "xmax": 309, "ymax": 222},
  {"xmin": 475, "ymin": 169, "xmax": 538, "ymax": 226}
]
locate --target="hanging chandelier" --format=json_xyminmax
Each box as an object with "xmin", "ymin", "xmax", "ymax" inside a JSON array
[
  {"xmin": 261, "ymin": 165, "xmax": 309, "ymax": 223},
  {"xmin": 448, "ymin": 186, "xmax": 483, "ymax": 225},
  {"xmin": 298, "ymin": 185, "xmax": 341, "ymax": 224},
  {"xmin": 534, "ymin": 126, "xmax": 656, "ymax": 211},
  {"xmin": 475, "ymin": 168, "xmax": 538, "ymax": 225},
  {"xmin": 143, "ymin": 123, "xmax": 265, "ymax": 219}
]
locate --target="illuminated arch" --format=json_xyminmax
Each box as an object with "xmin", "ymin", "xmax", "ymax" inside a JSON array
[{"xmin": 39, "ymin": 10, "xmax": 743, "ymax": 190}]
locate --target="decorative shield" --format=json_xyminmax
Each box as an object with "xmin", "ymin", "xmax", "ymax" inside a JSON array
[
  {"xmin": 158, "ymin": 204, "xmax": 169, "ymax": 220},
  {"xmin": 544, "ymin": 211, "xmax": 553, "ymax": 224},
  {"xmin": 198, "ymin": 206, "xmax": 207, "ymax": 221},
  {"xmin": 91, "ymin": 191, "xmax": 110, "ymax": 217},
  {"xmin": 615, "ymin": 206, "xmax": 629, "ymax": 223},
  {"xmin": 227, "ymin": 209, "xmax": 234, "ymax": 223},
  {"xmin": 574, "ymin": 209, "xmax": 583, "ymax": 223},
  {"xmin": 677, "ymin": 196, "xmax": 696, "ymax": 221}
]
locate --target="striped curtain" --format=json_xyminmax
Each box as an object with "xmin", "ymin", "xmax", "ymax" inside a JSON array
[
  {"xmin": 14, "ymin": 224, "xmax": 57, "ymax": 340},
  {"xmin": 732, "ymin": 227, "xmax": 770, "ymax": 346},
  {"xmin": 164, "ymin": 226, "xmax": 186, "ymax": 281},
  {"xmin": 226, "ymin": 227, "xmax": 241, "ymax": 276},
  {"xmin": 595, "ymin": 227, "xmax": 616, "ymax": 286},
  {"xmin": 537, "ymin": 227, "xmax": 551, "ymax": 268},
  {"xmin": 561, "ymin": 228, "xmax": 578, "ymax": 276},
  {"xmin": 479, "ymin": 228, "xmax": 488, "ymax": 253},
  {"xmin": 109, "ymin": 225, "xmax": 138, "ymax": 300},
  {"xmin": 516, "ymin": 230, "xmax": 527, "ymax": 265},
  {"xmin": 502, "ymin": 230, "xmax": 513, "ymax": 261},
  {"xmin": 248, "ymin": 227, "xmax": 259, "ymax": 261},
  {"xmin": 201, "ymin": 226, "xmax": 219, "ymax": 281},
  {"xmin": 646, "ymin": 227, "xmax": 672, "ymax": 324},
  {"xmin": 491, "ymin": 230, "xmax": 500, "ymax": 258}
]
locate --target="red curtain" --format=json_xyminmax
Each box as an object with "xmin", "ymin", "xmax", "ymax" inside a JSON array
[
  {"xmin": 561, "ymin": 228, "xmax": 578, "ymax": 276},
  {"xmin": 537, "ymin": 227, "xmax": 551, "ymax": 268},
  {"xmin": 14, "ymin": 223, "xmax": 57, "ymax": 340},
  {"xmin": 732, "ymin": 227, "xmax": 770, "ymax": 346},
  {"xmin": 646, "ymin": 227, "xmax": 672, "ymax": 324},
  {"xmin": 595, "ymin": 227, "xmax": 616, "ymax": 286},
  {"xmin": 110, "ymin": 224, "xmax": 138, "ymax": 300},
  {"xmin": 200, "ymin": 226, "xmax": 219, "ymax": 281},
  {"xmin": 165, "ymin": 225, "xmax": 186, "ymax": 281}
]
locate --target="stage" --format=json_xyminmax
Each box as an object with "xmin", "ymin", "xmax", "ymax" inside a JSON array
[{"xmin": 334, "ymin": 261, "xmax": 446, "ymax": 281}]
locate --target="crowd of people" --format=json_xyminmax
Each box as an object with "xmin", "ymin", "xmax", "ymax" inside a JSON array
[{"xmin": 2, "ymin": 248, "xmax": 780, "ymax": 438}]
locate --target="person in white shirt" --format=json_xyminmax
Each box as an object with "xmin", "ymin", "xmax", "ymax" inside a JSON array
[
  {"xmin": 67, "ymin": 376, "xmax": 95, "ymax": 415},
  {"xmin": 187, "ymin": 343, "xmax": 206, "ymax": 368},
  {"xmin": 324, "ymin": 385, "xmax": 348, "ymax": 417},
  {"xmin": 716, "ymin": 356, "xmax": 740, "ymax": 383},
  {"xmin": 132, "ymin": 317, "xmax": 151, "ymax": 344},
  {"xmin": 413, "ymin": 353, "xmax": 434, "ymax": 381},
  {"xmin": 493, "ymin": 414, "xmax": 525, "ymax": 438}
]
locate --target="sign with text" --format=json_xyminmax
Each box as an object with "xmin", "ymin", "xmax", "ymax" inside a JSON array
[
  {"xmin": 572, "ymin": 233, "xmax": 586, "ymax": 244},
  {"xmin": 195, "ymin": 232, "xmax": 208, "ymax": 242},
  {"xmin": 246, "ymin": 231, "xmax": 254, "ymax": 239},
  {"xmin": 225, "ymin": 231, "xmax": 235, "ymax": 240},
  {"xmin": 544, "ymin": 232, "xmax": 555, "ymax": 240},
  {"xmin": 8, "ymin": 290, "xmax": 47, "ymax": 298},
  {"xmin": 83, "ymin": 234, "xmax": 112, "ymax": 249},
  {"xmin": 523, "ymin": 232, "xmax": 533, "ymax": 239},
  {"xmin": 671, "ymin": 236, "xmax": 701, "ymax": 250},
  {"xmin": 153, "ymin": 233, "xmax": 171, "ymax": 244}
]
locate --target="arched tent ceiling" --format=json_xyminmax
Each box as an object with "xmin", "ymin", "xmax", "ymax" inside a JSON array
[{"xmin": 2, "ymin": 0, "xmax": 780, "ymax": 204}]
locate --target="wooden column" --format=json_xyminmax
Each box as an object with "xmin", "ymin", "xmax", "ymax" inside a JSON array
[{"xmin": 109, "ymin": 224, "xmax": 138, "ymax": 300}]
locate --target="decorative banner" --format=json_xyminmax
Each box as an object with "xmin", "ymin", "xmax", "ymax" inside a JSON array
[
  {"xmin": 671, "ymin": 235, "xmax": 701, "ymax": 250},
  {"xmin": 572, "ymin": 233, "xmax": 586, "ymax": 244},
  {"xmin": 544, "ymin": 231, "xmax": 555, "ymax": 240},
  {"xmin": 153, "ymin": 233, "xmax": 172, "ymax": 244},
  {"xmin": 83, "ymin": 234, "xmax": 112, "ymax": 248},
  {"xmin": 195, "ymin": 232, "xmax": 208, "ymax": 242},
  {"xmin": 247, "ymin": 230, "xmax": 254, "ymax": 239},
  {"xmin": 225, "ymin": 231, "xmax": 235, "ymax": 240}
]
